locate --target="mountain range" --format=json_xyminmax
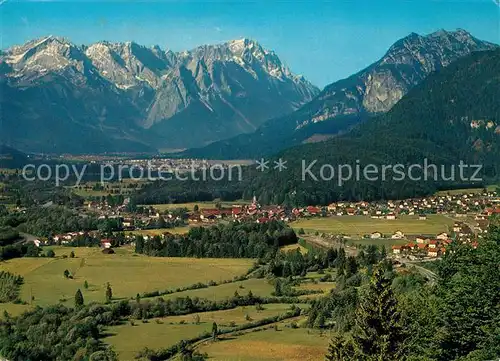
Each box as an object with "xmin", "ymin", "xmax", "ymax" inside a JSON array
[
  {"xmin": 183, "ymin": 29, "xmax": 498, "ymax": 159},
  {"xmin": 0, "ymin": 29, "xmax": 498, "ymax": 156},
  {"xmin": 0, "ymin": 37, "xmax": 317, "ymax": 153}
]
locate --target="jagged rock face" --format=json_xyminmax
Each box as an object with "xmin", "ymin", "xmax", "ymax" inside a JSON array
[
  {"xmin": 298, "ymin": 29, "xmax": 498, "ymax": 128},
  {"xmin": 0, "ymin": 37, "xmax": 318, "ymax": 152},
  {"xmin": 182, "ymin": 29, "xmax": 499, "ymax": 160},
  {"xmin": 143, "ymin": 39, "xmax": 319, "ymax": 143},
  {"xmin": 3, "ymin": 37, "xmax": 101, "ymax": 87},
  {"xmin": 0, "ymin": 37, "xmax": 153, "ymax": 154},
  {"xmin": 85, "ymin": 41, "xmax": 176, "ymax": 89}
]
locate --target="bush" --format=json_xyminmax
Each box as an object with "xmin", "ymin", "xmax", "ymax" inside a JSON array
[
  {"xmin": 320, "ymin": 274, "xmax": 332, "ymax": 282},
  {"xmin": 345, "ymin": 274, "xmax": 362, "ymax": 287}
]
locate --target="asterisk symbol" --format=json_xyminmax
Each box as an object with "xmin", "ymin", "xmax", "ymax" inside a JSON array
[
  {"xmin": 274, "ymin": 158, "xmax": 287, "ymax": 172},
  {"xmin": 255, "ymin": 158, "xmax": 269, "ymax": 172}
]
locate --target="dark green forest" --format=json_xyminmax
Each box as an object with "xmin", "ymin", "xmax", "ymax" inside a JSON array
[{"xmin": 134, "ymin": 220, "xmax": 298, "ymax": 258}]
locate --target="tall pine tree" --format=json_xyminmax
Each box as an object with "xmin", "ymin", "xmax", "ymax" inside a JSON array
[
  {"xmin": 105, "ymin": 282, "xmax": 113, "ymax": 303},
  {"xmin": 436, "ymin": 216, "xmax": 500, "ymax": 361},
  {"xmin": 326, "ymin": 333, "xmax": 355, "ymax": 361},
  {"xmin": 326, "ymin": 265, "xmax": 406, "ymax": 360},
  {"xmin": 351, "ymin": 266, "xmax": 406, "ymax": 360},
  {"xmin": 74, "ymin": 289, "xmax": 84, "ymax": 308}
]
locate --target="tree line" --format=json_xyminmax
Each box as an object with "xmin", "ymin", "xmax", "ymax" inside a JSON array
[{"xmin": 134, "ymin": 220, "xmax": 298, "ymax": 259}]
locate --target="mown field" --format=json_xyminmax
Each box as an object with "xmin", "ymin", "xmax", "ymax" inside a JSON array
[
  {"xmin": 147, "ymin": 200, "xmax": 250, "ymax": 212},
  {"xmin": 198, "ymin": 326, "xmax": 330, "ymax": 361},
  {"xmin": 292, "ymin": 215, "xmax": 454, "ymax": 236},
  {"xmin": 69, "ymin": 179, "xmax": 150, "ymax": 198},
  {"xmin": 125, "ymin": 227, "xmax": 191, "ymax": 236},
  {"xmin": 145, "ymin": 278, "xmax": 275, "ymax": 302},
  {"xmin": 346, "ymin": 237, "xmax": 409, "ymax": 248},
  {"xmin": 435, "ymin": 184, "xmax": 498, "ymax": 196},
  {"xmin": 0, "ymin": 246, "xmax": 253, "ymax": 311},
  {"xmin": 105, "ymin": 304, "xmax": 300, "ymax": 360},
  {"xmin": 280, "ymin": 244, "xmax": 309, "ymax": 254}
]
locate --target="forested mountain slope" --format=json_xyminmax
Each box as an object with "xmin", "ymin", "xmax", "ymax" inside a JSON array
[
  {"xmin": 136, "ymin": 49, "xmax": 500, "ymax": 205},
  {"xmin": 182, "ymin": 29, "xmax": 498, "ymax": 159}
]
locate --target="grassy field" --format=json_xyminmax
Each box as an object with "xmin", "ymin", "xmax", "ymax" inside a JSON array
[
  {"xmin": 105, "ymin": 303, "xmax": 298, "ymax": 360},
  {"xmin": 69, "ymin": 179, "xmax": 149, "ymax": 198},
  {"xmin": 147, "ymin": 200, "xmax": 250, "ymax": 212},
  {"xmin": 435, "ymin": 185, "xmax": 498, "ymax": 195},
  {"xmin": 0, "ymin": 303, "xmax": 32, "ymax": 318},
  {"xmin": 0, "ymin": 246, "xmax": 253, "ymax": 308},
  {"xmin": 146, "ymin": 278, "xmax": 275, "ymax": 302},
  {"xmin": 280, "ymin": 244, "xmax": 309, "ymax": 254},
  {"xmin": 295, "ymin": 281, "xmax": 336, "ymax": 293},
  {"xmin": 292, "ymin": 215, "xmax": 454, "ymax": 237},
  {"xmin": 347, "ymin": 237, "xmax": 409, "ymax": 248},
  {"xmin": 71, "ymin": 188, "xmax": 111, "ymax": 197},
  {"xmin": 107, "ymin": 322, "xmax": 207, "ymax": 360},
  {"xmin": 125, "ymin": 227, "xmax": 191, "ymax": 236},
  {"xmin": 199, "ymin": 326, "xmax": 330, "ymax": 361},
  {"xmin": 164, "ymin": 303, "xmax": 299, "ymax": 327}
]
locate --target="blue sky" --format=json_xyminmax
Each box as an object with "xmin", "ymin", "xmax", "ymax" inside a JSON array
[{"xmin": 1, "ymin": 0, "xmax": 499, "ymax": 87}]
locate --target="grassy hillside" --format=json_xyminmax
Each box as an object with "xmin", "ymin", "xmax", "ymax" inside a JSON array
[{"xmin": 0, "ymin": 246, "xmax": 253, "ymax": 308}]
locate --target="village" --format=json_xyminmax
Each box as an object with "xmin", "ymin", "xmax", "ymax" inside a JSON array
[{"xmin": 29, "ymin": 187, "xmax": 499, "ymax": 262}]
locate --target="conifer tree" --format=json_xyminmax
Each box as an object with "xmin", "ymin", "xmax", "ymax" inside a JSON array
[
  {"xmin": 212, "ymin": 322, "xmax": 218, "ymax": 341},
  {"xmin": 105, "ymin": 282, "xmax": 113, "ymax": 303},
  {"xmin": 326, "ymin": 333, "xmax": 355, "ymax": 361},
  {"xmin": 326, "ymin": 266, "xmax": 406, "ymax": 361},
  {"xmin": 350, "ymin": 266, "xmax": 406, "ymax": 360},
  {"xmin": 74, "ymin": 289, "xmax": 84, "ymax": 308}
]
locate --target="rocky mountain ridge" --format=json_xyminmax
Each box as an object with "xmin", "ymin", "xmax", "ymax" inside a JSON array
[
  {"xmin": 0, "ymin": 36, "xmax": 318, "ymax": 153},
  {"xmin": 183, "ymin": 29, "xmax": 499, "ymax": 159},
  {"xmin": 306, "ymin": 28, "xmax": 497, "ymax": 126}
]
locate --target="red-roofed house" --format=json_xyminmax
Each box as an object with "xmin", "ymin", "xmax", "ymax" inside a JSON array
[
  {"xmin": 101, "ymin": 239, "xmax": 112, "ymax": 249},
  {"xmin": 429, "ymin": 240, "xmax": 438, "ymax": 249},
  {"xmin": 232, "ymin": 207, "xmax": 243, "ymax": 218},
  {"xmin": 392, "ymin": 245, "xmax": 402, "ymax": 254},
  {"xmin": 306, "ymin": 206, "xmax": 321, "ymax": 215},
  {"xmin": 406, "ymin": 243, "xmax": 417, "ymax": 251},
  {"xmin": 417, "ymin": 243, "xmax": 428, "ymax": 251}
]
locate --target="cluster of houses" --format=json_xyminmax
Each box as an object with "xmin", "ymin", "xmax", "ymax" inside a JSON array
[
  {"xmin": 77, "ymin": 189, "xmax": 500, "ymax": 236},
  {"xmin": 324, "ymin": 190, "xmax": 499, "ymax": 218},
  {"xmin": 188, "ymin": 200, "xmax": 288, "ymax": 224},
  {"xmin": 391, "ymin": 220, "xmax": 483, "ymax": 260},
  {"xmin": 185, "ymin": 190, "xmax": 500, "ymax": 226},
  {"xmin": 32, "ymin": 231, "xmax": 119, "ymax": 253},
  {"xmin": 29, "ymin": 188, "xmax": 498, "ymax": 255},
  {"xmin": 392, "ymin": 234, "xmax": 452, "ymax": 259}
]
